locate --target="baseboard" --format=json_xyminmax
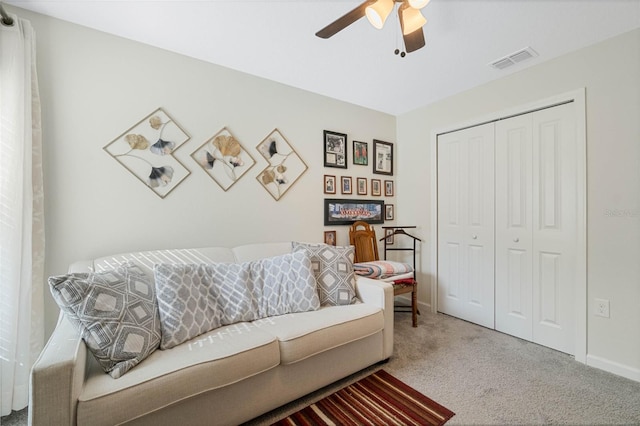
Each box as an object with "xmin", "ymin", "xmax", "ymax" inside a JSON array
[
  {"xmin": 393, "ymin": 295, "xmax": 431, "ymax": 312},
  {"xmin": 586, "ymin": 354, "xmax": 640, "ymax": 382}
]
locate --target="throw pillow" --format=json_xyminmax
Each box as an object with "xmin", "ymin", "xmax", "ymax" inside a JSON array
[
  {"xmin": 291, "ymin": 242, "xmax": 357, "ymax": 306},
  {"xmin": 48, "ymin": 262, "xmax": 161, "ymax": 379}
]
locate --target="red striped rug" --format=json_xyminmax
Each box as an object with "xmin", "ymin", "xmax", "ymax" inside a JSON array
[{"xmin": 273, "ymin": 370, "xmax": 454, "ymax": 426}]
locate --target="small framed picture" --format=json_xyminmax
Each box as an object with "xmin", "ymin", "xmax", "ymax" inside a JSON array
[
  {"xmin": 371, "ymin": 179, "xmax": 382, "ymax": 196},
  {"xmin": 353, "ymin": 141, "xmax": 368, "ymax": 166},
  {"xmin": 324, "ymin": 130, "xmax": 347, "ymax": 169},
  {"xmin": 357, "ymin": 177, "xmax": 367, "ymax": 195},
  {"xmin": 324, "ymin": 175, "xmax": 336, "ymax": 194},
  {"xmin": 324, "ymin": 230, "xmax": 337, "ymax": 246},
  {"xmin": 384, "ymin": 228, "xmax": 394, "ymax": 245},
  {"xmin": 373, "ymin": 139, "xmax": 393, "ymax": 176},
  {"xmin": 341, "ymin": 176, "xmax": 352, "ymax": 194},
  {"xmin": 385, "ymin": 204, "xmax": 394, "ymax": 220},
  {"xmin": 384, "ymin": 180, "xmax": 394, "ymax": 197}
]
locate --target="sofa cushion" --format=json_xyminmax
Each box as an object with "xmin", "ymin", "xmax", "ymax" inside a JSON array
[
  {"xmin": 48, "ymin": 262, "xmax": 161, "ymax": 379},
  {"xmin": 77, "ymin": 322, "xmax": 279, "ymax": 425},
  {"xmin": 291, "ymin": 242, "xmax": 357, "ymax": 306},
  {"xmin": 252, "ymin": 303, "xmax": 384, "ymax": 365},
  {"xmin": 154, "ymin": 251, "xmax": 319, "ymax": 349}
]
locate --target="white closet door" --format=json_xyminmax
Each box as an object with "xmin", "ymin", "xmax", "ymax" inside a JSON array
[
  {"xmin": 437, "ymin": 123, "xmax": 495, "ymax": 328},
  {"xmin": 532, "ymin": 103, "xmax": 576, "ymax": 354},
  {"xmin": 495, "ymin": 114, "xmax": 534, "ymax": 340}
]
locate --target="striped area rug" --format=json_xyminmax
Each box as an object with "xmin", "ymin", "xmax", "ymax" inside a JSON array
[{"xmin": 273, "ymin": 370, "xmax": 454, "ymax": 426}]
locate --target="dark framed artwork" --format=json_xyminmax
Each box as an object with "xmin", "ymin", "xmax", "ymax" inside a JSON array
[
  {"xmin": 324, "ymin": 198, "xmax": 384, "ymax": 226},
  {"xmin": 324, "ymin": 230, "xmax": 337, "ymax": 246},
  {"xmin": 341, "ymin": 176, "xmax": 352, "ymax": 194},
  {"xmin": 385, "ymin": 204, "xmax": 395, "ymax": 221},
  {"xmin": 373, "ymin": 139, "xmax": 393, "ymax": 176},
  {"xmin": 353, "ymin": 140, "xmax": 368, "ymax": 166},
  {"xmin": 357, "ymin": 177, "xmax": 367, "ymax": 195},
  {"xmin": 371, "ymin": 179, "xmax": 382, "ymax": 196},
  {"xmin": 324, "ymin": 130, "xmax": 347, "ymax": 169},
  {"xmin": 384, "ymin": 180, "xmax": 394, "ymax": 197},
  {"xmin": 324, "ymin": 175, "xmax": 336, "ymax": 194}
]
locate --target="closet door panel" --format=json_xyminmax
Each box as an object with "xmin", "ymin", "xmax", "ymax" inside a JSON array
[
  {"xmin": 532, "ymin": 103, "xmax": 576, "ymax": 354},
  {"xmin": 495, "ymin": 114, "xmax": 533, "ymax": 340}
]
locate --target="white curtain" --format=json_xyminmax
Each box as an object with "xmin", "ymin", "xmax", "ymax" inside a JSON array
[{"xmin": 0, "ymin": 13, "xmax": 45, "ymax": 416}]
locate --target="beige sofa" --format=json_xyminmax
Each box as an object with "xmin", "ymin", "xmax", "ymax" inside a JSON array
[{"xmin": 29, "ymin": 242, "xmax": 394, "ymax": 425}]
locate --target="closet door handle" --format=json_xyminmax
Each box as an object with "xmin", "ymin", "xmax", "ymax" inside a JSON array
[
  {"xmin": 513, "ymin": 238, "xmax": 520, "ymax": 243},
  {"xmin": 472, "ymin": 235, "xmax": 478, "ymax": 240}
]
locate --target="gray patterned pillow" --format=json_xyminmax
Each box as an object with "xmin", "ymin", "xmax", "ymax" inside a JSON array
[
  {"xmin": 48, "ymin": 262, "xmax": 161, "ymax": 379},
  {"xmin": 291, "ymin": 242, "xmax": 357, "ymax": 306},
  {"xmin": 153, "ymin": 251, "xmax": 319, "ymax": 349}
]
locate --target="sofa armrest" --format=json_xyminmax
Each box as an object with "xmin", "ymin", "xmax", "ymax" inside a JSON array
[
  {"xmin": 29, "ymin": 313, "xmax": 87, "ymax": 426},
  {"xmin": 355, "ymin": 276, "xmax": 394, "ymax": 359}
]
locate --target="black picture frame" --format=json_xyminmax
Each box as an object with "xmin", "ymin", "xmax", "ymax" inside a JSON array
[
  {"xmin": 324, "ymin": 198, "xmax": 384, "ymax": 226},
  {"xmin": 324, "ymin": 130, "xmax": 347, "ymax": 169},
  {"xmin": 373, "ymin": 139, "xmax": 393, "ymax": 176}
]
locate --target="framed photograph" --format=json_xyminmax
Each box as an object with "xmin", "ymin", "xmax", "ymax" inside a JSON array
[
  {"xmin": 384, "ymin": 180, "xmax": 394, "ymax": 197},
  {"xmin": 357, "ymin": 177, "xmax": 367, "ymax": 195},
  {"xmin": 324, "ymin": 130, "xmax": 347, "ymax": 169},
  {"xmin": 341, "ymin": 176, "xmax": 352, "ymax": 194},
  {"xmin": 324, "ymin": 175, "xmax": 336, "ymax": 194},
  {"xmin": 373, "ymin": 139, "xmax": 393, "ymax": 176},
  {"xmin": 353, "ymin": 141, "xmax": 368, "ymax": 166},
  {"xmin": 371, "ymin": 179, "xmax": 382, "ymax": 196},
  {"xmin": 104, "ymin": 107, "xmax": 191, "ymax": 199},
  {"xmin": 191, "ymin": 127, "xmax": 256, "ymax": 192},
  {"xmin": 384, "ymin": 228, "xmax": 394, "ymax": 245},
  {"xmin": 324, "ymin": 230, "xmax": 337, "ymax": 246},
  {"xmin": 324, "ymin": 199, "xmax": 384, "ymax": 226},
  {"xmin": 385, "ymin": 204, "xmax": 395, "ymax": 221}
]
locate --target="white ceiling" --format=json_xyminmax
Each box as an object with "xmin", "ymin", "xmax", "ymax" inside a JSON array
[{"xmin": 6, "ymin": 0, "xmax": 640, "ymax": 115}]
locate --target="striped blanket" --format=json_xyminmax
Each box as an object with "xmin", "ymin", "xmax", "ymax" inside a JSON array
[{"xmin": 353, "ymin": 260, "xmax": 414, "ymax": 279}]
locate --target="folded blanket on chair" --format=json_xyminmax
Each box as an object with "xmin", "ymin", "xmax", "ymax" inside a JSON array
[{"xmin": 353, "ymin": 260, "xmax": 414, "ymax": 279}]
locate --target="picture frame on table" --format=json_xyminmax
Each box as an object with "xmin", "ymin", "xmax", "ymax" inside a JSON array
[
  {"xmin": 357, "ymin": 177, "xmax": 367, "ymax": 195},
  {"xmin": 371, "ymin": 179, "xmax": 382, "ymax": 196},
  {"xmin": 384, "ymin": 180, "xmax": 394, "ymax": 197},
  {"xmin": 373, "ymin": 139, "xmax": 393, "ymax": 176},
  {"xmin": 323, "ymin": 130, "xmax": 347, "ymax": 169},
  {"xmin": 324, "ymin": 230, "xmax": 337, "ymax": 246},
  {"xmin": 341, "ymin": 176, "xmax": 352, "ymax": 194},
  {"xmin": 385, "ymin": 204, "xmax": 395, "ymax": 221},
  {"xmin": 324, "ymin": 175, "xmax": 336, "ymax": 194},
  {"xmin": 353, "ymin": 141, "xmax": 368, "ymax": 166}
]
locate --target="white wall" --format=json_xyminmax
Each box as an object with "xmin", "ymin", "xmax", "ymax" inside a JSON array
[
  {"xmin": 14, "ymin": 8, "xmax": 396, "ymax": 337},
  {"xmin": 397, "ymin": 29, "xmax": 640, "ymax": 380}
]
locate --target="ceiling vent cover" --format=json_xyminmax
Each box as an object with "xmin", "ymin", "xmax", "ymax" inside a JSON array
[{"xmin": 490, "ymin": 47, "xmax": 538, "ymax": 70}]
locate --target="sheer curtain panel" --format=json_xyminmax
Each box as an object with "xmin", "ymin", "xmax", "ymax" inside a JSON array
[{"xmin": 0, "ymin": 12, "xmax": 45, "ymax": 416}]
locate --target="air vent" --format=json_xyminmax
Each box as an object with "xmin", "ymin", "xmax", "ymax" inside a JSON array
[{"xmin": 490, "ymin": 47, "xmax": 538, "ymax": 70}]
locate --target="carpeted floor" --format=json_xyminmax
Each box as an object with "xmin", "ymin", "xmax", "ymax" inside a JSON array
[{"xmin": 3, "ymin": 309, "xmax": 640, "ymax": 425}]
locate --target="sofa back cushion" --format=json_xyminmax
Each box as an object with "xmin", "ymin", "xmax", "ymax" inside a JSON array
[{"xmin": 154, "ymin": 251, "xmax": 319, "ymax": 349}]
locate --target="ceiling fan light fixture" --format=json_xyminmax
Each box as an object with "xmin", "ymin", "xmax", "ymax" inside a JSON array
[
  {"xmin": 400, "ymin": 5, "xmax": 427, "ymax": 35},
  {"xmin": 408, "ymin": 0, "xmax": 430, "ymax": 9},
  {"xmin": 365, "ymin": 0, "xmax": 394, "ymax": 29}
]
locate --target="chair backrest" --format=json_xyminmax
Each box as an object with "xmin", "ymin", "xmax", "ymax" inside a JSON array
[{"xmin": 349, "ymin": 221, "xmax": 379, "ymax": 263}]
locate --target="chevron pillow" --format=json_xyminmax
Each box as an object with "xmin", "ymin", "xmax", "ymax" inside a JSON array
[
  {"xmin": 48, "ymin": 262, "xmax": 161, "ymax": 379},
  {"xmin": 291, "ymin": 242, "xmax": 357, "ymax": 306}
]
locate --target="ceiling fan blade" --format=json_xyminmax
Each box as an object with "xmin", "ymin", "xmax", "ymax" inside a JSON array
[
  {"xmin": 403, "ymin": 27, "xmax": 426, "ymax": 53},
  {"xmin": 315, "ymin": 1, "xmax": 375, "ymax": 39}
]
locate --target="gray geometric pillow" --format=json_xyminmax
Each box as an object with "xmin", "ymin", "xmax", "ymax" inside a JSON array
[
  {"xmin": 48, "ymin": 262, "xmax": 161, "ymax": 379},
  {"xmin": 291, "ymin": 242, "xmax": 357, "ymax": 306}
]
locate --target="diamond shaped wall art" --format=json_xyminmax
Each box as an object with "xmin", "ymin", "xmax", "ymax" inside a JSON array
[
  {"xmin": 191, "ymin": 127, "xmax": 256, "ymax": 191},
  {"xmin": 104, "ymin": 108, "xmax": 191, "ymax": 199},
  {"xmin": 256, "ymin": 128, "xmax": 308, "ymax": 201}
]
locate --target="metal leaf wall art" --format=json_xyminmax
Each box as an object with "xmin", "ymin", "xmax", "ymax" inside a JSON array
[
  {"xmin": 256, "ymin": 129, "xmax": 308, "ymax": 201},
  {"xmin": 103, "ymin": 108, "xmax": 191, "ymax": 199}
]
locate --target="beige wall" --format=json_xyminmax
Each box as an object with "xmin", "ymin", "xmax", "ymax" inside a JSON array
[
  {"xmin": 13, "ymin": 8, "xmax": 396, "ymax": 337},
  {"xmin": 396, "ymin": 29, "xmax": 640, "ymax": 380}
]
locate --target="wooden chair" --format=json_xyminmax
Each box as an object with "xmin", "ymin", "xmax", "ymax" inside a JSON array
[{"xmin": 349, "ymin": 221, "xmax": 419, "ymax": 327}]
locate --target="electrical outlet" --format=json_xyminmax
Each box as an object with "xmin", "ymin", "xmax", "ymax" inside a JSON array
[{"xmin": 594, "ymin": 298, "xmax": 610, "ymax": 318}]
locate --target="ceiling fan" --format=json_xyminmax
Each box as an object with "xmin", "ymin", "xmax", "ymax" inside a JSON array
[{"xmin": 315, "ymin": 0, "xmax": 430, "ymax": 55}]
